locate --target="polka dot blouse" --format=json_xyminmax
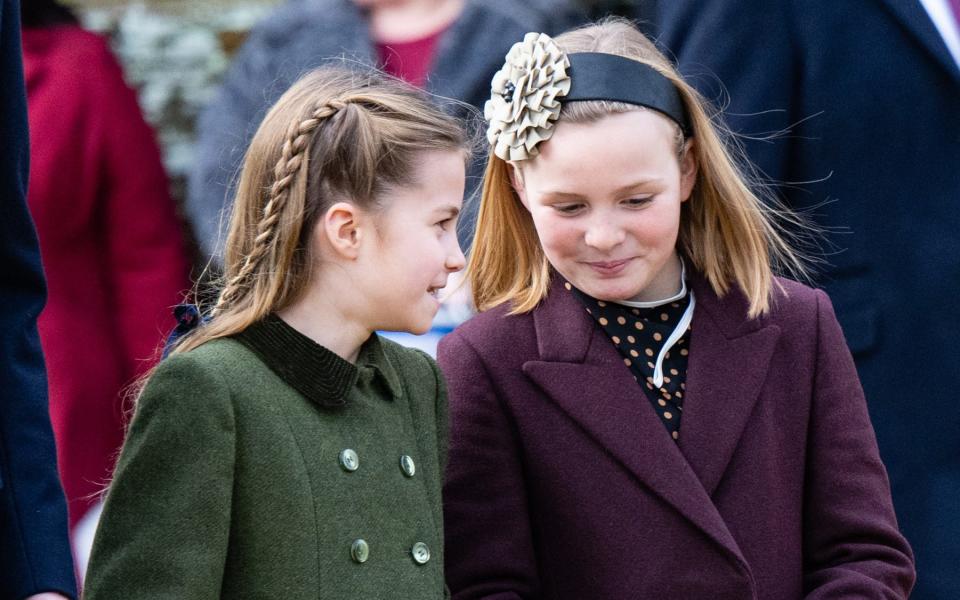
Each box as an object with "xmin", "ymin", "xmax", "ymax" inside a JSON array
[{"xmin": 566, "ymin": 280, "xmax": 692, "ymax": 441}]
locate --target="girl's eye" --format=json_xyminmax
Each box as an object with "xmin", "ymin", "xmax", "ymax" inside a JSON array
[
  {"xmin": 552, "ymin": 204, "xmax": 584, "ymax": 215},
  {"xmin": 624, "ymin": 197, "xmax": 653, "ymax": 207},
  {"xmin": 435, "ymin": 218, "xmax": 454, "ymax": 230}
]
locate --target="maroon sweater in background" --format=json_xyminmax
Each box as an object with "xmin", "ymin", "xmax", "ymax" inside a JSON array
[
  {"xmin": 22, "ymin": 25, "xmax": 189, "ymax": 528},
  {"xmin": 375, "ymin": 28, "xmax": 444, "ymax": 88}
]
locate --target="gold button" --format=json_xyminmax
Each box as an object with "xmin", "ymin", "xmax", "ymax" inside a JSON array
[
  {"xmin": 351, "ymin": 539, "xmax": 369, "ymax": 563},
  {"xmin": 411, "ymin": 542, "xmax": 430, "ymax": 565},
  {"xmin": 400, "ymin": 455, "xmax": 416, "ymax": 477},
  {"xmin": 339, "ymin": 449, "xmax": 359, "ymax": 472}
]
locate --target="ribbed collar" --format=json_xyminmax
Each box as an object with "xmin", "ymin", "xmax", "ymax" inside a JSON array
[{"xmin": 234, "ymin": 314, "xmax": 403, "ymax": 408}]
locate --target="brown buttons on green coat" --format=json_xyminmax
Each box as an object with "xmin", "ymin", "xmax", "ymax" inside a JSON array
[
  {"xmin": 339, "ymin": 449, "xmax": 359, "ymax": 472},
  {"xmin": 399, "ymin": 455, "xmax": 416, "ymax": 477},
  {"xmin": 411, "ymin": 542, "xmax": 430, "ymax": 564}
]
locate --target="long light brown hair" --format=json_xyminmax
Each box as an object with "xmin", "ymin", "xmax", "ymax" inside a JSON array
[
  {"xmin": 469, "ymin": 18, "xmax": 810, "ymax": 318},
  {"xmin": 173, "ymin": 66, "xmax": 468, "ymax": 355}
]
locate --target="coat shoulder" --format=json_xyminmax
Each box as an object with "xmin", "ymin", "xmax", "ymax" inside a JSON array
[
  {"xmin": 379, "ymin": 336, "xmax": 441, "ymax": 392},
  {"xmin": 46, "ymin": 26, "xmax": 113, "ymax": 63},
  {"xmin": 444, "ymin": 301, "xmax": 536, "ymax": 358},
  {"xmin": 148, "ymin": 338, "xmax": 267, "ymax": 403},
  {"xmin": 24, "ymin": 26, "xmax": 120, "ymax": 89},
  {"xmin": 745, "ymin": 276, "xmax": 841, "ymax": 353},
  {"xmin": 380, "ymin": 335, "xmax": 434, "ymax": 368},
  {"xmin": 129, "ymin": 341, "xmax": 244, "ymax": 446},
  {"xmin": 695, "ymin": 273, "xmax": 830, "ymax": 342},
  {"xmin": 765, "ymin": 276, "xmax": 826, "ymax": 327},
  {"xmin": 167, "ymin": 336, "xmax": 260, "ymax": 375}
]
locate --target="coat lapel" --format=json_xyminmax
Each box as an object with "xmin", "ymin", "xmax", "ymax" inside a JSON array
[
  {"xmin": 521, "ymin": 277, "xmax": 750, "ymax": 564},
  {"xmin": 875, "ymin": 0, "xmax": 960, "ymax": 88},
  {"xmin": 678, "ymin": 274, "xmax": 781, "ymax": 496}
]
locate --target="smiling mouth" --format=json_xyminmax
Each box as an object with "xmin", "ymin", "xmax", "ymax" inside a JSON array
[{"xmin": 585, "ymin": 258, "xmax": 633, "ymax": 272}]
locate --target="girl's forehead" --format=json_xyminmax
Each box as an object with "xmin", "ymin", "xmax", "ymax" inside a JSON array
[
  {"xmin": 522, "ymin": 112, "xmax": 679, "ymax": 186},
  {"xmin": 557, "ymin": 110, "xmax": 675, "ymax": 146},
  {"xmin": 384, "ymin": 149, "xmax": 465, "ymax": 210}
]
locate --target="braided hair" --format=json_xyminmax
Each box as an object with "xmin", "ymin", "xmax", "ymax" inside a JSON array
[{"xmin": 214, "ymin": 99, "xmax": 347, "ymax": 314}]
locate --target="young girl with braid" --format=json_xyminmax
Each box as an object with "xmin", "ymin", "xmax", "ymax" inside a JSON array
[
  {"xmin": 83, "ymin": 67, "xmax": 467, "ymax": 598},
  {"xmin": 439, "ymin": 19, "xmax": 915, "ymax": 599}
]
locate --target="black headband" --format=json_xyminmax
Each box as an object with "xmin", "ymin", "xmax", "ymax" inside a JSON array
[{"xmin": 566, "ymin": 53, "xmax": 692, "ymax": 136}]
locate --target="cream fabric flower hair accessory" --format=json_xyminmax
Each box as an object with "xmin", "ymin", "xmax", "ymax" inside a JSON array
[{"xmin": 484, "ymin": 32, "xmax": 571, "ymax": 161}]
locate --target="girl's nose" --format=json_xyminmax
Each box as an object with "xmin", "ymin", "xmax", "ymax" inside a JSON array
[
  {"xmin": 584, "ymin": 218, "xmax": 625, "ymax": 252},
  {"xmin": 446, "ymin": 240, "xmax": 466, "ymax": 273}
]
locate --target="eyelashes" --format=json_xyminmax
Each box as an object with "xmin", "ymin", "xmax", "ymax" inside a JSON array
[
  {"xmin": 550, "ymin": 197, "xmax": 655, "ymax": 215},
  {"xmin": 435, "ymin": 217, "xmax": 457, "ymax": 231}
]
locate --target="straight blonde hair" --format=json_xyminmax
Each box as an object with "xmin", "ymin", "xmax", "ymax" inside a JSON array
[
  {"xmin": 172, "ymin": 66, "xmax": 468, "ymax": 355},
  {"xmin": 469, "ymin": 19, "xmax": 809, "ymax": 318}
]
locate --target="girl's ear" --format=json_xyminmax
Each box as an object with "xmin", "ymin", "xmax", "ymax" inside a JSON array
[
  {"xmin": 679, "ymin": 139, "xmax": 698, "ymax": 203},
  {"xmin": 508, "ymin": 162, "xmax": 530, "ymax": 210},
  {"xmin": 320, "ymin": 201, "xmax": 363, "ymax": 259}
]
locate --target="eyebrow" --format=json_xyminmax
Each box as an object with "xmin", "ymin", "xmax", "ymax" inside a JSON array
[
  {"xmin": 539, "ymin": 178, "xmax": 664, "ymax": 200},
  {"xmin": 433, "ymin": 205, "xmax": 461, "ymax": 218}
]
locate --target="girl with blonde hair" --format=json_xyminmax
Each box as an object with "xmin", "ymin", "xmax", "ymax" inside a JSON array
[
  {"xmin": 439, "ymin": 19, "xmax": 915, "ymax": 599},
  {"xmin": 84, "ymin": 66, "xmax": 468, "ymax": 598}
]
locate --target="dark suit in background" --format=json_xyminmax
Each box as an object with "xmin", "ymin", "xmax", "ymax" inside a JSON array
[
  {"xmin": 653, "ymin": 2, "xmax": 960, "ymax": 597},
  {"xmin": 0, "ymin": 0, "xmax": 77, "ymax": 597}
]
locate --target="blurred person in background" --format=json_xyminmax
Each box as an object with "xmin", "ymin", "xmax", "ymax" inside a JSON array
[
  {"xmin": 188, "ymin": 0, "xmax": 573, "ymax": 263},
  {"xmin": 1, "ymin": 0, "xmax": 76, "ymax": 598},
  {"xmin": 21, "ymin": 0, "xmax": 190, "ymax": 577},
  {"xmin": 535, "ymin": 0, "xmax": 660, "ymax": 35},
  {"xmin": 525, "ymin": 0, "xmax": 587, "ymax": 35},
  {"xmin": 653, "ymin": 2, "xmax": 960, "ymax": 597}
]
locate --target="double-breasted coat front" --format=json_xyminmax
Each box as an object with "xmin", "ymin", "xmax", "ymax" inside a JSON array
[
  {"xmin": 438, "ymin": 273, "xmax": 914, "ymax": 599},
  {"xmin": 85, "ymin": 324, "xmax": 449, "ymax": 599}
]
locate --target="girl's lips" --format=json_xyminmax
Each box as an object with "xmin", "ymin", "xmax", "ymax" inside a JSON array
[
  {"xmin": 585, "ymin": 258, "xmax": 632, "ymax": 275},
  {"xmin": 427, "ymin": 282, "xmax": 447, "ymax": 306},
  {"xmin": 427, "ymin": 281, "xmax": 447, "ymax": 297}
]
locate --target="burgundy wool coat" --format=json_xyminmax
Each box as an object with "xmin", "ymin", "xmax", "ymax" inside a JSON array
[{"xmin": 437, "ymin": 273, "xmax": 914, "ymax": 599}]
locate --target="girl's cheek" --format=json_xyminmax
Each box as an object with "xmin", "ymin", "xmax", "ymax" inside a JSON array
[{"xmin": 543, "ymin": 225, "xmax": 580, "ymax": 255}]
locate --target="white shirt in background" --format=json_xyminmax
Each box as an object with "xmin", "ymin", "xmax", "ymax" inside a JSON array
[{"xmin": 919, "ymin": 0, "xmax": 960, "ymax": 68}]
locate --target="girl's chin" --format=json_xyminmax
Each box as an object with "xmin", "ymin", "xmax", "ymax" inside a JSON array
[{"xmin": 575, "ymin": 281, "xmax": 641, "ymax": 302}]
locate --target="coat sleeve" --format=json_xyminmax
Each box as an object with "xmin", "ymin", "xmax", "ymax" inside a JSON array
[
  {"xmin": 0, "ymin": 1, "xmax": 77, "ymax": 597},
  {"xmin": 438, "ymin": 330, "xmax": 540, "ymax": 600},
  {"xmin": 801, "ymin": 290, "xmax": 915, "ymax": 598},
  {"xmin": 91, "ymin": 37, "xmax": 189, "ymax": 384},
  {"xmin": 84, "ymin": 352, "xmax": 236, "ymax": 599}
]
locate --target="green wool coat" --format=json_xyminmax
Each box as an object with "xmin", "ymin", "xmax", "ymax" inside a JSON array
[{"xmin": 84, "ymin": 315, "xmax": 448, "ymax": 599}]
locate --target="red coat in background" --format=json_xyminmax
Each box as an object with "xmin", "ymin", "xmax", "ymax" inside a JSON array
[{"xmin": 22, "ymin": 24, "xmax": 189, "ymax": 529}]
